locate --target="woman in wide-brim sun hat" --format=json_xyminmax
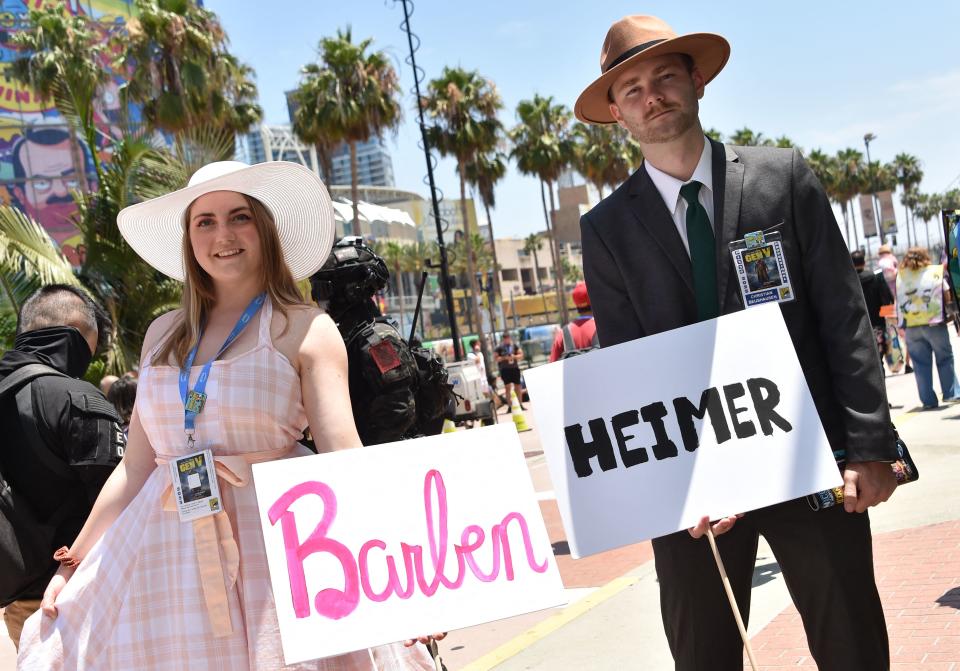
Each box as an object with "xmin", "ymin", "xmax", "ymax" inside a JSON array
[{"xmin": 18, "ymin": 161, "xmax": 439, "ymax": 670}]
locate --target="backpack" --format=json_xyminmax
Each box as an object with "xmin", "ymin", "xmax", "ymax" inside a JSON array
[
  {"xmin": 0, "ymin": 363, "xmax": 73, "ymax": 604},
  {"xmin": 559, "ymin": 322, "xmax": 600, "ymax": 359}
]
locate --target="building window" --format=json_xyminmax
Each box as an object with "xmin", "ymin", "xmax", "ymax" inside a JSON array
[{"xmin": 501, "ymin": 268, "xmax": 519, "ymax": 281}]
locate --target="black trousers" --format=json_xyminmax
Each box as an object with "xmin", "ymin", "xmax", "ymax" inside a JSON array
[{"xmin": 652, "ymin": 498, "xmax": 889, "ymax": 671}]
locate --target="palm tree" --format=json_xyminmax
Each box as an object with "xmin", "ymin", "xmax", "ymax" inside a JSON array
[
  {"xmin": 835, "ymin": 148, "xmax": 866, "ymax": 249},
  {"xmin": 729, "ymin": 128, "xmax": 773, "ymax": 147},
  {"xmin": 465, "ymin": 148, "xmax": 507, "ymax": 331},
  {"xmin": 113, "ymin": 0, "xmax": 262, "ymax": 136},
  {"xmin": 704, "ymin": 128, "xmax": 723, "ymax": 143},
  {"xmin": 774, "ymin": 135, "xmax": 799, "ymax": 150},
  {"xmin": 10, "ymin": 3, "xmax": 111, "ymax": 189},
  {"xmin": 0, "ymin": 207, "xmax": 82, "ymax": 350},
  {"xmin": 293, "ymin": 28, "xmax": 402, "ymax": 236},
  {"xmin": 522, "ymin": 234, "xmax": 544, "ymax": 295},
  {"xmin": 891, "ymin": 153, "xmax": 924, "ymax": 247},
  {"xmin": 523, "ymin": 233, "xmax": 553, "ymax": 321},
  {"xmin": 422, "ymin": 66, "xmax": 502, "ymax": 353},
  {"xmin": 572, "ymin": 122, "xmax": 643, "ymax": 198},
  {"xmin": 562, "ymin": 256, "xmax": 583, "ymax": 283},
  {"xmin": 510, "ymin": 94, "xmax": 575, "ymax": 324},
  {"xmin": 807, "ymin": 149, "xmax": 850, "ymax": 246}
]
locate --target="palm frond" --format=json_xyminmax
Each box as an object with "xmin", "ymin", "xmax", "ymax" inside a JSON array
[{"xmin": 0, "ymin": 205, "xmax": 79, "ymax": 289}]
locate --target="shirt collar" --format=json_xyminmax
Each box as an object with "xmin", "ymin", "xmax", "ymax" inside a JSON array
[{"xmin": 644, "ymin": 136, "xmax": 713, "ymax": 212}]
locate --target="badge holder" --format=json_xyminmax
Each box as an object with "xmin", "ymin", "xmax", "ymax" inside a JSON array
[
  {"xmin": 729, "ymin": 230, "xmax": 796, "ymax": 308},
  {"xmin": 169, "ymin": 449, "xmax": 223, "ymax": 522}
]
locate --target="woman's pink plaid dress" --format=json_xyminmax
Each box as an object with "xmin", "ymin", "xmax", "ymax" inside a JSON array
[{"xmin": 18, "ymin": 299, "xmax": 434, "ymax": 670}]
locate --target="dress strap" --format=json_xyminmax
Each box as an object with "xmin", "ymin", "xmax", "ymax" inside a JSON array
[{"xmin": 257, "ymin": 295, "xmax": 274, "ymax": 345}]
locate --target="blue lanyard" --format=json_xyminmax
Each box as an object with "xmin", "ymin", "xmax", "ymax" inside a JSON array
[{"xmin": 179, "ymin": 293, "xmax": 266, "ymax": 441}]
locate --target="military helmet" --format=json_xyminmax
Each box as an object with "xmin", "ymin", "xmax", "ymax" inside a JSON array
[{"xmin": 310, "ymin": 236, "xmax": 389, "ymax": 310}]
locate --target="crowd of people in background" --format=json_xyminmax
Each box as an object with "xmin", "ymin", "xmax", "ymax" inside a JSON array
[{"xmin": 859, "ymin": 244, "xmax": 959, "ymax": 410}]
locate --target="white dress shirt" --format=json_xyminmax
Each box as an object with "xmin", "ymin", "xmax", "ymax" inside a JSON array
[{"xmin": 643, "ymin": 137, "xmax": 715, "ymax": 256}]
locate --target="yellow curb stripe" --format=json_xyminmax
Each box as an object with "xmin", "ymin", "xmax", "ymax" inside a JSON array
[
  {"xmin": 891, "ymin": 408, "xmax": 920, "ymax": 426},
  {"xmin": 459, "ymin": 576, "xmax": 639, "ymax": 671}
]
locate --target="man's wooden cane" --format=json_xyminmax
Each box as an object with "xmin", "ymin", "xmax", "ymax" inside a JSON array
[{"xmin": 705, "ymin": 528, "xmax": 759, "ymax": 671}]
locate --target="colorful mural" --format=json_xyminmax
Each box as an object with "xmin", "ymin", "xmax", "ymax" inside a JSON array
[{"xmin": 0, "ymin": 1, "xmax": 138, "ymax": 265}]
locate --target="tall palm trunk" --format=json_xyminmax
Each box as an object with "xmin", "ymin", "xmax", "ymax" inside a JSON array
[
  {"xmin": 531, "ymin": 247, "xmax": 542, "ymax": 294},
  {"xmin": 349, "ymin": 140, "xmax": 360, "ymax": 237},
  {"xmin": 849, "ymin": 198, "xmax": 860, "ymax": 250},
  {"xmin": 903, "ymin": 201, "xmax": 912, "ymax": 247},
  {"xmin": 539, "ymin": 180, "xmax": 560, "ymax": 323},
  {"xmin": 839, "ymin": 202, "xmax": 852, "ymax": 249},
  {"xmin": 459, "ymin": 164, "xmax": 488, "ymax": 359},
  {"xmin": 532, "ymin": 246, "xmax": 549, "ymax": 318},
  {"xmin": 545, "ymin": 179, "xmax": 570, "ymax": 325},
  {"xmin": 483, "ymin": 200, "xmax": 502, "ymax": 333}
]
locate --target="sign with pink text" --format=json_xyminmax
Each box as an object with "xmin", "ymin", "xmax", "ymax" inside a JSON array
[
  {"xmin": 252, "ymin": 424, "xmax": 565, "ymax": 664},
  {"xmin": 522, "ymin": 303, "xmax": 842, "ymax": 559}
]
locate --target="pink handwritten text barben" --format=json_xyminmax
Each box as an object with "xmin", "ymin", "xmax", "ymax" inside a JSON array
[{"xmin": 267, "ymin": 469, "xmax": 550, "ymax": 620}]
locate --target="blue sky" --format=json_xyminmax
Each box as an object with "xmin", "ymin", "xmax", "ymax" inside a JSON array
[{"xmin": 207, "ymin": 0, "xmax": 960, "ymax": 243}]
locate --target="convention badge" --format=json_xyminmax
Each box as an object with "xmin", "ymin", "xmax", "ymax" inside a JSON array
[
  {"xmin": 169, "ymin": 449, "xmax": 223, "ymax": 522},
  {"xmin": 743, "ymin": 230, "xmax": 765, "ymax": 248},
  {"xmin": 729, "ymin": 231, "xmax": 795, "ymax": 307},
  {"xmin": 185, "ymin": 389, "xmax": 207, "ymax": 414}
]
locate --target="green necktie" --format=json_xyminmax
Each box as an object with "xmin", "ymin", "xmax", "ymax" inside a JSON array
[{"xmin": 679, "ymin": 181, "xmax": 719, "ymax": 321}]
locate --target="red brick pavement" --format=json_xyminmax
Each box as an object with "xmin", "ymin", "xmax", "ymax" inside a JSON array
[
  {"xmin": 746, "ymin": 520, "xmax": 960, "ymax": 670},
  {"xmin": 538, "ymin": 498, "xmax": 654, "ymax": 589}
]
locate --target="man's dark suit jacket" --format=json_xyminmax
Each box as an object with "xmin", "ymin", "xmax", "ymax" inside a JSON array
[{"xmin": 580, "ymin": 138, "xmax": 896, "ymax": 463}]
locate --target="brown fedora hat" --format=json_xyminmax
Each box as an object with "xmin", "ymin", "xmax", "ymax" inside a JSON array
[{"xmin": 575, "ymin": 15, "xmax": 730, "ymax": 125}]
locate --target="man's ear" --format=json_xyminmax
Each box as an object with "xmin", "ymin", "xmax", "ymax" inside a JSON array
[
  {"xmin": 691, "ymin": 65, "xmax": 706, "ymax": 100},
  {"xmin": 608, "ymin": 103, "xmax": 627, "ymax": 130}
]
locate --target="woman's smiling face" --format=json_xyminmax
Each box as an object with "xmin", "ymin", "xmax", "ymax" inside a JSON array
[{"xmin": 187, "ymin": 190, "xmax": 263, "ymax": 284}]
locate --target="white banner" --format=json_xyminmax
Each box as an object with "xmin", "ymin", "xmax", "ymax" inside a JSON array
[
  {"xmin": 860, "ymin": 193, "xmax": 878, "ymax": 237},
  {"xmin": 523, "ymin": 303, "xmax": 842, "ymax": 558},
  {"xmin": 252, "ymin": 424, "xmax": 565, "ymax": 664},
  {"xmin": 878, "ymin": 189, "xmax": 898, "ymax": 235}
]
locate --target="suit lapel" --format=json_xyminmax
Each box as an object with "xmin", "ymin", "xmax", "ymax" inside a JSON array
[
  {"xmin": 714, "ymin": 142, "xmax": 743, "ymax": 312},
  {"xmin": 629, "ymin": 166, "xmax": 695, "ymax": 296}
]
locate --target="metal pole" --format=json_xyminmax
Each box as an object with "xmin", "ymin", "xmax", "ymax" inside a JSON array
[
  {"xmin": 399, "ymin": 0, "xmax": 463, "ymax": 361},
  {"xmin": 864, "ymin": 133, "xmax": 884, "ymax": 250}
]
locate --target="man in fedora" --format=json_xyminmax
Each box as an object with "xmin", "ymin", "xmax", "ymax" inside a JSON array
[{"xmin": 576, "ymin": 15, "xmax": 897, "ymax": 670}]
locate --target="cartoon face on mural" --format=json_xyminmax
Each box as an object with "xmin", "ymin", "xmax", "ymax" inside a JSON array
[
  {"xmin": 9, "ymin": 127, "xmax": 97, "ymax": 234},
  {"xmin": 0, "ymin": 0, "xmax": 138, "ymax": 267}
]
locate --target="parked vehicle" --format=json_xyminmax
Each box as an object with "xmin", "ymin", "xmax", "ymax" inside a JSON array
[
  {"xmin": 444, "ymin": 360, "xmax": 497, "ymax": 426},
  {"xmin": 517, "ymin": 324, "xmax": 559, "ymax": 368}
]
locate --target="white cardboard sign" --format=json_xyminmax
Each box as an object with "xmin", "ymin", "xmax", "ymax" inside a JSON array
[
  {"xmin": 252, "ymin": 424, "xmax": 565, "ymax": 664},
  {"xmin": 522, "ymin": 303, "xmax": 842, "ymax": 559}
]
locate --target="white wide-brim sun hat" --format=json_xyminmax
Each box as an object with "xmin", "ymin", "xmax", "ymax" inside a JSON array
[{"xmin": 117, "ymin": 161, "xmax": 335, "ymax": 282}]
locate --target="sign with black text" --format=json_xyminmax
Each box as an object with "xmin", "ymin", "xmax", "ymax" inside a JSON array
[{"xmin": 523, "ymin": 304, "xmax": 842, "ymax": 558}]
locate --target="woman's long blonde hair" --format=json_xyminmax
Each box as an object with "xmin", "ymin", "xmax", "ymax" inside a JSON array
[
  {"xmin": 152, "ymin": 194, "xmax": 307, "ymax": 367},
  {"xmin": 901, "ymin": 246, "xmax": 932, "ymax": 272}
]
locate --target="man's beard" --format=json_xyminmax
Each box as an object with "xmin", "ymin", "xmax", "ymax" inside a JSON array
[{"xmin": 626, "ymin": 103, "xmax": 698, "ymax": 144}]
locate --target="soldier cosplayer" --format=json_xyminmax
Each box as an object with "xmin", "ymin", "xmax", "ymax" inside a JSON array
[{"xmin": 310, "ymin": 237, "xmax": 454, "ymax": 445}]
